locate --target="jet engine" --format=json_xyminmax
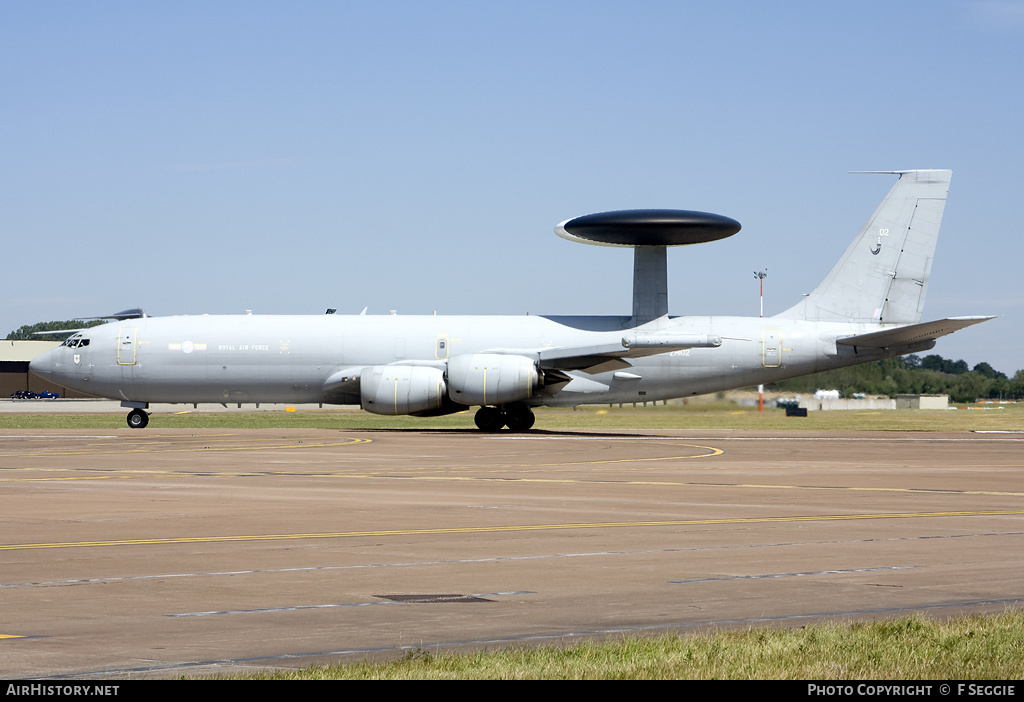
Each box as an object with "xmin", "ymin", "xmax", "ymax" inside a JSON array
[
  {"xmin": 360, "ymin": 365, "xmax": 447, "ymax": 415},
  {"xmin": 446, "ymin": 353, "xmax": 540, "ymax": 406}
]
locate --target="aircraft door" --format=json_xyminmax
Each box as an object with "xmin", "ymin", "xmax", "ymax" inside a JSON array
[
  {"xmin": 118, "ymin": 326, "xmax": 138, "ymax": 365},
  {"xmin": 435, "ymin": 336, "xmax": 449, "ymax": 360},
  {"xmin": 762, "ymin": 328, "xmax": 781, "ymax": 367}
]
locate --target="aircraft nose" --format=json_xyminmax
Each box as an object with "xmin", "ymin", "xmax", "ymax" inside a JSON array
[{"xmin": 28, "ymin": 349, "xmax": 54, "ymax": 377}]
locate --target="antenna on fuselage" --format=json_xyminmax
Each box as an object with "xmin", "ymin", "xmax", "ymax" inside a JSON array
[{"xmin": 555, "ymin": 210, "xmax": 741, "ymax": 326}]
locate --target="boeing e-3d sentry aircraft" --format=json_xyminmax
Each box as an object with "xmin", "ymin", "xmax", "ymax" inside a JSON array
[{"xmin": 30, "ymin": 169, "xmax": 992, "ymax": 430}]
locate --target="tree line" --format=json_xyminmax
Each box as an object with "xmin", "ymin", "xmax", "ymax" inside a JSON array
[
  {"xmin": 6, "ymin": 320, "xmax": 104, "ymax": 341},
  {"xmin": 772, "ymin": 354, "xmax": 1024, "ymax": 403}
]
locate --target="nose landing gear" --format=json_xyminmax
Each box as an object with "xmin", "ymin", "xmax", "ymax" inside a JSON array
[{"xmin": 126, "ymin": 408, "xmax": 150, "ymax": 429}]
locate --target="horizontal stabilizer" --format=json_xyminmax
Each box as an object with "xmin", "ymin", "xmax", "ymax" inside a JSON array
[{"xmin": 835, "ymin": 316, "xmax": 995, "ymax": 349}]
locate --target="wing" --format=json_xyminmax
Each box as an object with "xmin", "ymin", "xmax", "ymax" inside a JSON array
[
  {"xmin": 487, "ymin": 332, "xmax": 723, "ymax": 376},
  {"xmin": 320, "ymin": 332, "xmax": 724, "ymax": 399},
  {"xmin": 31, "ymin": 308, "xmax": 150, "ymax": 337}
]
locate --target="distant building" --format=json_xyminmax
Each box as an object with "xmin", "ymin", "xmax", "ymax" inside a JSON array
[
  {"xmin": 793, "ymin": 388, "xmax": 895, "ymax": 411},
  {"xmin": 802, "ymin": 396, "xmax": 896, "ymax": 411},
  {"xmin": 896, "ymin": 394, "xmax": 950, "ymax": 410},
  {"xmin": 0, "ymin": 340, "xmax": 94, "ymax": 398}
]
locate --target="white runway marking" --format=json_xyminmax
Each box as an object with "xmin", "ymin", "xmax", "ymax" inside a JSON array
[
  {"xmin": 670, "ymin": 565, "xmax": 919, "ymax": 583},
  {"xmin": 491, "ymin": 435, "xmax": 1024, "ymax": 442},
  {"xmin": 168, "ymin": 591, "xmax": 534, "ymax": 618},
  {"xmin": 0, "ymin": 436, "xmax": 119, "ymax": 439},
  {"xmin": 5, "ymin": 531, "xmax": 1019, "ymax": 590}
]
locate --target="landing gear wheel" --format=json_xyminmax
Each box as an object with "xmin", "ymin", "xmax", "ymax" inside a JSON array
[
  {"xmin": 474, "ymin": 406, "xmax": 505, "ymax": 432},
  {"xmin": 126, "ymin": 408, "xmax": 150, "ymax": 429},
  {"xmin": 503, "ymin": 407, "xmax": 535, "ymax": 432}
]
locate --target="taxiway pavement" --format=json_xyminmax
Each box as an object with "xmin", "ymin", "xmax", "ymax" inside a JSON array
[{"xmin": 1, "ymin": 427, "xmax": 1022, "ymax": 678}]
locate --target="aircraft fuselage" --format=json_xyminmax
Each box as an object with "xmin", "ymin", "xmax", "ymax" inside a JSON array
[{"xmin": 30, "ymin": 312, "xmax": 928, "ymax": 408}]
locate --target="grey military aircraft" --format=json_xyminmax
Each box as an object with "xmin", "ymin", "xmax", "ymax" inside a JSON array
[{"xmin": 30, "ymin": 169, "xmax": 992, "ymax": 430}]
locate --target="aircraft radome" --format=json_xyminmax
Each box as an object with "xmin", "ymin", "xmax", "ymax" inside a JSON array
[{"xmin": 30, "ymin": 170, "xmax": 993, "ymax": 431}]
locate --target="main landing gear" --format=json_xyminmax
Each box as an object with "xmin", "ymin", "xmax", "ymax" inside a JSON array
[
  {"xmin": 474, "ymin": 405, "xmax": 535, "ymax": 432},
  {"xmin": 126, "ymin": 408, "xmax": 150, "ymax": 429}
]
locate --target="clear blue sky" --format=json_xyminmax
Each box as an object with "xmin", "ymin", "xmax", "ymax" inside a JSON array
[{"xmin": 3, "ymin": 1, "xmax": 1022, "ymax": 374}]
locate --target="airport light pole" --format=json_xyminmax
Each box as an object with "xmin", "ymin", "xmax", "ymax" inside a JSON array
[
  {"xmin": 754, "ymin": 269, "xmax": 767, "ymax": 318},
  {"xmin": 754, "ymin": 270, "xmax": 767, "ymax": 412}
]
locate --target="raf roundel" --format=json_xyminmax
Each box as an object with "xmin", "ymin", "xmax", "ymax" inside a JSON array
[{"xmin": 555, "ymin": 209, "xmax": 741, "ymax": 247}]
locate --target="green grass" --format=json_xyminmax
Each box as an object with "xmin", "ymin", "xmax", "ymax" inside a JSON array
[
  {"xmin": 538, "ymin": 402, "xmax": 1024, "ymax": 432},
  {"xmin": 230, "ymin": 611, "xmax": 1024, "ymax": 679},
  {"xmin": 2, "ymin": 402, "xmax": 1023, "ymax": 432}
]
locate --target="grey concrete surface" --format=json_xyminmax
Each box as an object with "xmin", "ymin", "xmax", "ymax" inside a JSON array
[{"xmin": 0, "ymin": 427, "xmax": 1021, "ymax": 678}]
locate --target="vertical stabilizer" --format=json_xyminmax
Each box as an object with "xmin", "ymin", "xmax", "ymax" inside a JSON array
[{"xmin": 780, "ymin": 170, "xmax": 951, "ymax": 324}]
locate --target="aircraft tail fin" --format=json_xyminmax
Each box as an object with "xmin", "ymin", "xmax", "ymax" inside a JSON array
[{"xmin": 779, "ymin": 170, "xmax": 951, "ymax": 324}]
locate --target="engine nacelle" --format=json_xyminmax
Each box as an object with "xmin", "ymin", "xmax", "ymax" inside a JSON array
[
  {"xmin": 360, "ymin": 365, "xmax": 446, "ymax": 415},
  {"xmin": 446, "ymin": 353, "xmax": 539, "ymax": 406}
]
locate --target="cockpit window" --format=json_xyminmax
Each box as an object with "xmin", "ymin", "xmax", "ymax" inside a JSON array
[{"xmin": 60, "ymin": 334, "xmax": 89, "ymax": 348}]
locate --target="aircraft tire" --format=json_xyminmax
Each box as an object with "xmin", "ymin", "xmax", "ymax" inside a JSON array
[
  {"xmin": 503, "ymin": 407, "xmax": 535, "ymax": 432},
  {"xmin": 126, "ymin": 409, "xmax": 150, "ymax": 429},
  {"xmin": 474, "ymin": 406, "xmax": 505, "ymax": 432}
]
